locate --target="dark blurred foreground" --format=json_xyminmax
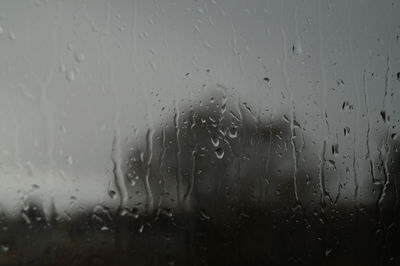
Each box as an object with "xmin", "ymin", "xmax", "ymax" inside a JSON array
[{"xmin": 1, "ymin": 204, "xmax": 399, "ymax": 266}]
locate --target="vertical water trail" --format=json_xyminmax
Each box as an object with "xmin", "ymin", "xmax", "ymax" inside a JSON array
[
  {"xmin": 184, "ymin": 112, "xmax": 197, "ymax": 205},
  {"xmin": 256, "ymin": 103, "xmax": 262, "ymax": 204},
  {"xmin": 38, "ymin": 1, "xmax": 61, "ymax": 220},
  {"xmin": 293, "ymin": 0, "xmax": 302, "ymax": 56},
  {"xmin": 376, "ymin": 53, "xmax": 392, "ymax": 262},
  {"xmin": 144, "ymin": 128, "xmax": 154, "ymax": 212},
  {"xmin": 280, "ymin": 0, "xmax": 300, "ymax": 204},
  {"xmin": 141, "ymin": 79, "xmax": 156, "ymax": 212},
  {"xmin": 362, "ymin": 68, "xmax": 376, "ymax": 183},
  {"xmin": 162, "ymin": 23, "xmax": 183, "ymax": 209},
  {"xmin": 230, "ymin": 22, "xmax": 244, "ymax": 75},
  {"xmin": 110, "ymin": 133, "xmax": 126, "ymax": 206},
  {"xmin": 263, "ymin": 63, "xmax": 275, "ymax": 203},
  {"xmin": 157, "ymin": 128, "xmax": 167, "ymax": 210},
  {"xmin": 40, "ymin": 1, "xmax": 61, "ymax": 169},
  {"xmin": 317, "ymin": 0, "xmax": 329, "ymax": 209},
  {"xmin": 173, "ymin": 101, "xmax": 182, "ymax": 207},
  {"xmin": 346, "ymin": 1, "xmax": 360, "ymax": 204},
  {"xmin": 174, "ymin": 28, "xmax": 183, "ymax": 208},
  {"xmin": 293, "ymin": 0, "xmax": 306, "ymax": 156},
  {"xmin": 377, "ymin": 56, "xmax": 391, "ymax": 216},
  {"xmin": 234, "ymin": 97, "xmax": 244, "ymax": 202},
  {"xmin": 99, "ymin": 0, "xmax": 128, "ymax": 207}
]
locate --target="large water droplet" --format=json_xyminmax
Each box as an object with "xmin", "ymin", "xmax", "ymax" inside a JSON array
[
  {"xmin": 211, "ymin": 135, "xmax": 219, "ymax": 147},
  {"xmin": 229, "ymin": 127, "xmax": 238, "ymax": 138},
  {"xmin": 215, "ymin": 147, "xmax": 224, "ymax": 159},
  {"xmin": 332, "ymin": 144, "xmax": 339, "ymax": 156},
  {"xmin": 380, "ymin": 110, "xmax": 389, "ymax": 123}
]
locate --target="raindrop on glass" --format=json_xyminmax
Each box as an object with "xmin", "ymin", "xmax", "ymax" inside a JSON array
[
  {"xmin": 74, "ymin": 51, "xmax": 85, "ymax": 63},
  {"xmin": 66, "ymin": 69, "xmax": 76, "ymax": 82},
  {"xmin": 211, "ymin": 135, "xmax": 219, "ymax": 147},
  {"xmin": 215, "ymin": 147, "xmax": 224, "ymax": 159}
]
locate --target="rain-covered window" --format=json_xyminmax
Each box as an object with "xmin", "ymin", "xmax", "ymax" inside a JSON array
[{"xmin": 0, "ymin": 0, "xmax": 399, "ymax": 265}]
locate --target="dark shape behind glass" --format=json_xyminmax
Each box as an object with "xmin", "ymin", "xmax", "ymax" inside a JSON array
[{"xmin": 1, "ymin": 85, "xmax": 399, "ymax": 266}]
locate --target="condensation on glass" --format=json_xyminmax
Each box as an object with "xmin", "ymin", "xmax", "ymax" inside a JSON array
[{"xmin": 0, "ymin": 0, "xmax": 399, "ymax": 265}]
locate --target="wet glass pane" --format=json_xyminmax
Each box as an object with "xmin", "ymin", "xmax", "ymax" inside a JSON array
[{"xmin": 0, "ymin": 0, "xmax": 399, "ymax": 265}]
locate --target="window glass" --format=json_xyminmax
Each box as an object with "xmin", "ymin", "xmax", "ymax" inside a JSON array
[{"xmin": 0, "ymin": 0, "xmax": 399, "ymax": 265}]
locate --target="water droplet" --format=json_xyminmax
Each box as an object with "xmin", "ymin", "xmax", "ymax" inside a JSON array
[
  {"xmin": 327, "ymin": 160, "xmax": 336, "ymax": 169},
  {"xmin": 1, "ymin": 244, "xmax": 9, "ymax": 253},
  {"xmin": 342, "ymin": 101, "xmax": 353, "ymax": 111},
  {"xmin": 129, "ymin": 179, "xmax": 136, "ymax": 187},
  {"xmin": 66, "ymin": 69, "xmax": 76, "ymax": 82},
  {"xmin": 229, "ymin": 127, "xmax": 238, "ymax": 138},
  {"xmin": 331, "ymin": 144, "xmax": 339, "ymax": 156},
  {"xmin": 292, "ymin": 42, "xmax": 302, "ymax": 55},
  {"xmin": 337, "ymin": 79, "xmax": 345, "ymax": 86},
  {"xmin": 380, "ymin": 110, "xmax": 389, "ymax": 123},
  {"xmin": 215, "ymin": 147, "xmax": 224, "ymax": 159},
  {"xmin": 74, "ymin": 51, "xmax": 85, "ymax": 63},
  {"xmin": 69, "ymin": 196, "xmax": 77, "ymax": 206},
  {"xmin": 21, "ymin": 212, "xmax": 31, "ymax": 225},
  {"xmin": 282, "ymin": 114, "xmax": 290, "ymax": 123},
  {"xmin": 196, "ymin": 7, "xmax": 204, "ymax": 14},
  {"xmin": 0, "ymin": 26, "xmax": 3, "ymax": 35},
  {"xmin": 325, "ymin": 248, "xmax": 332, "ymax": 256},
  {"xmin": 199, "ymin": 208, "xmax": 210, "ymax": 220},
  {"xmin": 344, "ymin": 127, "xmax": 350, "ymax": 136},
  {"xmin": 211, "ymin": 135, "xmax": 219, "ymax": 147},
  {"xmin": 108, "ymin": 189, "xmax": 117, "ymax": 199},
  {"xmin": 66, "ymin": 156, "xmax": 73, "ymax": 165},
  {"xmin": 397, "ymin": 72, "xmax": 400, "ymax": 81},
  {"xmin": 132, "ymin": 208, "xmax": 140, "ymax": 219},
  {"xmin": 138, "ymin": 224, "xmax": 144, "ymax": 233}
]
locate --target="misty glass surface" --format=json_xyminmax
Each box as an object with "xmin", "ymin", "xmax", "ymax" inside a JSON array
[{"xmin": 0, "ymin": 0, "xmax": 400, "ymax": 265}]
